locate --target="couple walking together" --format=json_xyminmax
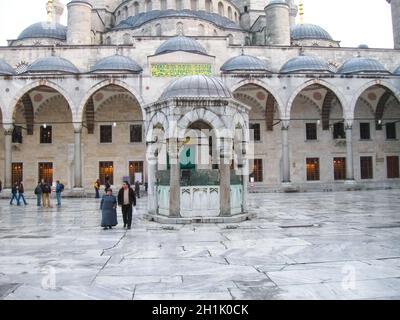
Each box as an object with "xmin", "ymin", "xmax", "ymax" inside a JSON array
[{"xmin": 100, "ymin": 181, "xmax": 136, "ymax": 230}]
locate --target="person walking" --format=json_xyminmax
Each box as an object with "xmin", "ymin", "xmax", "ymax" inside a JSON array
[
  {"xmin": 55, "ymin": 180, "xmax": 64, "ymax": 207},
  {"xmin": 94, "ymin": 179, "xmax": 101, "ymax": 199},
  {"xmin": 104, "ymin": 176, "xmax": 111, "ymax": 194},
  {"xmin": 100, "ymin": 189, "xmax": 118, "ymax": 230},
  {"xmin": 117, "ymin": 181, "xmax": 136, "ymax": 230},
  {"xmin": 34, "ymin": 182, "xmax": 42, "ymax": 207},
  {"xmin": 10, "ymin": 182, "xmax": 18, "ymax": 205},
  {"xmin": 17, "ymin": 182, "xmax": 28, "ymax": 206},
  {"xmin": 41, "ymin": 179, "xmax": 52, "ymax": 208},
  {"xmin": 135, "ymin": 181, "xmax": 141, "ymax": 199}
]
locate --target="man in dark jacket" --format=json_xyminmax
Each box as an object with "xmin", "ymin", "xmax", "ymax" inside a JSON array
[
  {"xmin": 17, "ymin": 182, "xmax": 27, "ymax": 206},
  {"xmin": 10, "ymin": 182, "xmax": 18, "ymax": 205},
  {"xmin": 117, "ymin": 181, "xmax": 136, "ymax": 230},
  {"xmin": 34, "ymin": 182, "xmax": 42, "ymax": 207},
  {"xmin": 40, "ymin": 179, "xmax": 52, "ymax": 208}
]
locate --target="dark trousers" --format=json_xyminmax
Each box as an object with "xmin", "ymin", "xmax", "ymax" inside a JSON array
[
  {"xmin": 95, "ymin": 188, "xmax": 100, "ymax": 199},
  {"xmin": 121, "ymin": 204, "xmax": 133, "ymax": 227}
]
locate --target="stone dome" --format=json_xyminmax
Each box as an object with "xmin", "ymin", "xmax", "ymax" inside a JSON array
[
  {"xmin": 280, "ymin": 55, "xmax": 331, "ymax": 73},
  {"xmin": 26, "ymin": 56, "xmax": 80, "ymax": 74},
  {"xmin": 221, "ymin": 54, "xmax": 270, "ymax": 73},
  {"xmin": 155, "ymin": 36, "xmax": 208, "ymax": 56},
  {"xmin": 160, "ymin": 75, "xmax": 232, "ymax": 100},
  {"xmin": 0, "ymin": 59, "xmax": 15, "ymax": 75},
  {"xmin": 17, "ymin": 22, "xmax": 67, "ymax": 41},
  {"xmin": 291, "ymin": 24, "xmax": 333, "ymax": 41},
  {"xmin": 337, "ymin": 57, "xmax": 390, "ymax": 74},
  {"xmin": 91, "ymin": 55, "xmax": 142, "ymax": 73}
]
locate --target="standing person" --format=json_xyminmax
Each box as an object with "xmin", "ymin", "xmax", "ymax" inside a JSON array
[
  {"xmin": 117, "ymin": 181, "xmax": 136, "ymax": 230},
  {"xmin": 94, "ymin": 179, "xmax": 101, "ymax": 199},
  {"xmin": 135, "ymin": 181, "xmax": 141, "ymax": 199},
  {"xmin": 0, "ymin": 179, "xmax": 3, "ymax": 193},
  {"xmin": 104, "ymin": 176, "xmax": 111, "ymax": 194},
  {"xmin": 100, "ymin": 189, "xmax": 118, "ymax": 230},
  {"xmin": 10, "ymin": 182, "xmax": 18, "ymax": 205},
  {"xmin": 34, "ymin": 182, "xmax": 42, "ymax": 207},
  {"xmin": 41, "ymin": 179, "xmax": 52, "ymax": 208},
  {"xmin": 55, "ymin": 180, "xmax": 64, "ymax": 207},
  {"xmin": 17, "ymin": 182, "xmax": 28, "ymax": 206}
]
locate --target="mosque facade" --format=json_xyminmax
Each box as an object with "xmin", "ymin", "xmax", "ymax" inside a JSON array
[{"xmin": 1, "ymin": 0, "xmax": 400, "ymax": 201}]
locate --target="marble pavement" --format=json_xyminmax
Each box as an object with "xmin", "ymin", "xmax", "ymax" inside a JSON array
[{"xmin": 1, "ymin": 190, "xmax": 400, "ymax": 300}]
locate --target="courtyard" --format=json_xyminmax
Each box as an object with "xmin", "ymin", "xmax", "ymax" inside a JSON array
[{"xmin": 1, "ymin": 189, "xmax": 400, "ymax": 300}]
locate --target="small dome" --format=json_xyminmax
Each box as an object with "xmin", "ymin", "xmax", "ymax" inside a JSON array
[
  {"xmin": 155, "ymin": 36, "xmax": 208, "ymax": 56},
  {"xmin": 27, "ymin": 56, "xmax": 79, "ymax": 74},
  {"xmin": 291, "ymin": 24, "xmax": 333, "ymax": 41},
  {"xmin": 160, "ymin": 75, "xmax": 232, "ymax": 100},
  {"xmin": 18, "ymin": 22, "xmax": 67, "ymax": 41},
  {"xmin": 68, "ymin": 0, "xmax": 92, "ymax": 5},
  {"xmin": 91, "ymin": 55, "xmax": 142, "ymax": 73},
  {"xmin": 358, "ymin": 44, "xmax": 369, "ymax": 49},
  {"xmin": 280, "ymin": 55, "xmax": 331, "ymax": 73},
  {"xmin": 221, "ymin": 54, "xmax": 270, "ymax": 73},
  {"xmin": 0, "ymin": 59, "xmax": 15, "ymax": 75},
  {"xmin": 338, "ymin": 57, "xmax": 390, "ymax": 74}
]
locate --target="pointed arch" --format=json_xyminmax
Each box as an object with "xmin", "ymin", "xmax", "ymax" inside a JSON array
[
  {"xmin": 77, "ymin": 79, "xmax": 145, "ymax": 123},
  {"xmin": 286, "ymin": 79, "xmax": 347, "ymax": 119},
  {"xmin": 351, "ymin": 80, "xmax": 400, "ymax": 128},
  {"xmin": 230, "ymin": 79, "xmax": 284, "ymax": 119},
  {"xmin": 10, "ymin": 80, "xmax": 75, "ymax": 120}
]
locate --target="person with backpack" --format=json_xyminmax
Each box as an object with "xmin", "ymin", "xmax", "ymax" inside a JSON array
[
  {"xmin": 55, "ymin": 180, "xmax": 64, "ymax": 207},
  {"xmin": 10, "ymin": 182, "xmax": 18, "ymax": 205},
  {"xmin": 17, "ymin": 181, "xmax": 27, "ymax": 206},
  {"xmin": 40, "ymin": 179, "xmax": 52, "ymax": 208},
  {"xmin": 34, "ymin": 182, "xmax": 42, "ymax": 207}
]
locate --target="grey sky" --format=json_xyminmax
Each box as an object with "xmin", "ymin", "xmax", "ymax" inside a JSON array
[{"xmin": 0, "ymin": 0, "xmax": 394, "ymax": 48}]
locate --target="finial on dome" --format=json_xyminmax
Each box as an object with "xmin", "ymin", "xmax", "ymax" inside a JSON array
[{"xmin": 299, "ymin": 0, "xmax": 305, "ymax": 24}]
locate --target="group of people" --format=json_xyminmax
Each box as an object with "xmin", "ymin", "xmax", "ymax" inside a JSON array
[
  {"xmin": 34, "ymin": 180, "xmax": 63, "ymax": 208},
  {"xmin": 100, "ymin": 181, "xmax": 137, "ymax": 230}
]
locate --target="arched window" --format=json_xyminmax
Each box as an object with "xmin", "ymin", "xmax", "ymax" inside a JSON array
[
  {"xmin": 146, "ymin": 0, "xmax": 152, "ymax": 12},
  {"xmin": 191, "ymin": 0, "xmax": 198, "ymax": 10},
  {"xmin": 218, "ymin": 2, "xmax": 224, "ymax": 16},
  {"xmin": 105, "ymin": 36, "xmax": 111, "ymax": 45},
  {"xmin": 133, "ymin": 2, "xmax": 139, "ymax": 15},
  {"xmin": 234, "ymin": 11, "xmax": 238, "ymax": 22},
  {"xmin": 155, "ymin": 24, "xmax": 162, "ymax": 36},
  {"xmin": 123, "ymin": 33, "xmax": 132, "ymax": 45},
  {"xmin": 228, "ymin": 34, "xmax": 234, "ymax": 45},
  {"xmin": 228, "ymin": 7, "xmax": 232, "ymax": 20},
  {"xmin": 176, "ymin": 0, "xmax": 183, "ymax": 10},
  {"xmin": 160, "ymin": 0, "xmax": 167, "ymax": 10},
  {"xmin": 123, "ymin": 6, "xmax": 128, "ymax": 20},
  {"xmin": 176, "ymin": 22, "xmax": 184, "ymax": 35},
  {"xmin": 213, "ymin": 29, "xmax": 218, "ymax": 36},
  {"xmin": 205, "ymin": 0, "xmax": 212, "ymax": 13},
  {"xmin": 199, "ymin": 24, "xmax": 205, "ymax": 36}
]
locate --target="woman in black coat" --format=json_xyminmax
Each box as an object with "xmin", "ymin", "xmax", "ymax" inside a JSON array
[{"xmin": 100, "ymin": 189, "xmax": 118, "ymax": 230}]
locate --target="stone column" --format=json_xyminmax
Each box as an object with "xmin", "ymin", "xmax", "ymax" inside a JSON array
[
  {"xmin": 4, "ymin": 127, "xmax": 13, "ymax": 189},
  {"xmin": 220, "ymin": 137, "xmax": 232, "ymax": 216},
  {"xmin": 345, "ymin": 122, "xmax": 355, "ymax": 181},
  {"xmin": 73, "ymin": 126, "xmax": 83, "ymax": 188},
  {"xmin": 281, "ymin": 121, "xmax": 291, "ymax": 183},
  {"xmin": 147, "ymin": 155, "xmax": 158, "ymax": 214},
  {"xmin": 169, "ymin": 138, "xmax": 181, "ymax": 217}
]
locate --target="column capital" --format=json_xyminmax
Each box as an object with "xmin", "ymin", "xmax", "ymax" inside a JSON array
[
  {"xmin": 73, "ymin": 123, "xmax": 83, "ymax": 133},
  {"xmin": 281, "ymin": 120, "xmax": 290, "ymax": 130},
  {"xmin": 344, "ymin": 118, "xmax": 354, "ymax": 129}
]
